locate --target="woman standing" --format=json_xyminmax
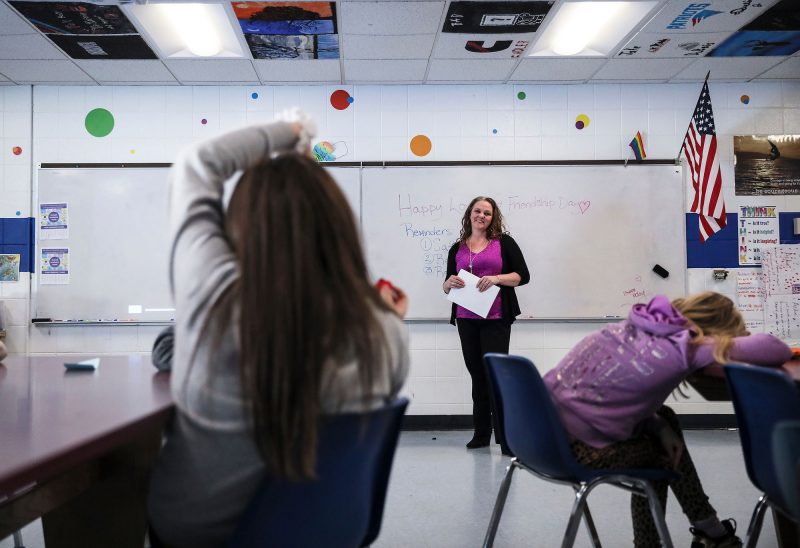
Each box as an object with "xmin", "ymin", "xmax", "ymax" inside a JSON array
[{"xmin": 443, "ymin": 197, "xmax": 529, "ymax": 452}]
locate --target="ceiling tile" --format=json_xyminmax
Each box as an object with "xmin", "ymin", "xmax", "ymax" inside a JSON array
[
  {"xmin": 75, "ymin": 60, "xmax": 177, "ymax": 83},
  {"xmin": 342, "ymin": 34, "xmax": 435, "ymax": 60},
  {"xmin": 340, "ymin": 1, "xmax": 445, "ymax": 35},
  {"xmin": 433, "ymin": 33, "xmax": 534, "ymax": 60},
  {"xmin": 671, "ymin": 57, "xmax": 785, "ymax": 81},
  {"xmin": 254, "ymin": 60, "xmax": 341, "ymax": 83},
  {"xmin": 755, "ymin": 57, "xmax": 800, "ymax": 79},
  {"xmin": 0, "ymin": 59, "xmax": 93, "ymax": 83},
  {"xmin": 0, "ymin": 34, "xmax": 67, "ymax": 60},
  {"xmin": 637, "ymin": 0, "xmax": 781, "ymax": 35},
  {"xmin": 592, "ymin": 58, "xmax": 694, "ymax": 81},
  {"xmin": 344, "ymin": 59, "xmax": 427, "ymax": 82},
  {"xmin": 0, "ymin": 2, "xmax": 35, "ymax": 34},
  {"xmin": 427, "ymin": 59, "xmax": 516, "ymax": 82},
  {"xmin": 164, "ymin": 60, "xmax": 259, "ymax": 84},
  {"xmin": 511, "ymin": 58, "xmax": 607, "ymax": 81},
  {"xmin": 615, "ymin": 32, "xmax": 734, "ymax": 59}
]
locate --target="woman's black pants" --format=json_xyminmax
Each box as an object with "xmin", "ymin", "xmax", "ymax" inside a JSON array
[{"xmin": 456, "ymin": 318, "xmax": 511, "ymax": 443}]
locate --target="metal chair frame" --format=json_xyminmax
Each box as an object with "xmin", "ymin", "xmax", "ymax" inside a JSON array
[{"xmin": 483, "ymin": 353, "xmax": 675, "ymax": 548}]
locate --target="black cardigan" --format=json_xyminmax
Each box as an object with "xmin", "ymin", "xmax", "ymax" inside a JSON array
[{"xmin": 445, "ymin": 233, "xmax": 530, "ymax": 325}]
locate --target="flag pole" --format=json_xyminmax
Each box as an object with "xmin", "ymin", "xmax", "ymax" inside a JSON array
[{"xmin": 675, "ymin": 71, "xmax": 711, "ymax": 161}]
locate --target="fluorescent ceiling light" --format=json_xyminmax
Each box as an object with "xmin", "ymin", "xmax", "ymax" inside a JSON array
[
  {"xmin": 124, "ymin": 3, "xmax": 246, "ymax": 58},
  {"xmin": 530, "ymin": 1, "xmax": 658, "ymax": 57}
]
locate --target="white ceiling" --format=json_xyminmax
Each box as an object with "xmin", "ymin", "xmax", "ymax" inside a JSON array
[{"xmin": 0, "ymin": 0, "xmax": 798, "ymax": 86}]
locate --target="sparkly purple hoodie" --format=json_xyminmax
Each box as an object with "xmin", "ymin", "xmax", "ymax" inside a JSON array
[{"xmin": 544, "ymin": 295, "xmax": 792, "ymax": 448}]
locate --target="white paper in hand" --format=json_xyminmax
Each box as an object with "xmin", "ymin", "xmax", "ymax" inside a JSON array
[{"xmin": 446, "ymin": 269, "xmax": 500, "ymax": 318}]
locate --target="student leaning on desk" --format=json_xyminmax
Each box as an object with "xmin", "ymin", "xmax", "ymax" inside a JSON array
[
  {"xmin": 543, "ymin": 292, "xmax": 791, "ymax": 548},
  {"xmin": 147, "ymin": 113, "xmax": 410, "ymax": 548}
]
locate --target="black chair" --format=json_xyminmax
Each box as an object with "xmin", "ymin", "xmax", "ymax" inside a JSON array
[
  {"xmin": 227, "ymin": 397, "xmax": 408, "ymax": 548},
  {"xmin": 483, "ymin": 353, "xmax": 677, "ymax": 548},
  {"xmin": 724, "ymin": 364, "xmax": 800, "ymax": 547},
  {"xmin": 772, "ymin": 420, "xmax": 800, "ymax": 522}
]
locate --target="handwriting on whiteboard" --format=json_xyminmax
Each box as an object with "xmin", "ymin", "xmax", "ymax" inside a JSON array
[{"xmin": 397, "ymin": 193, "xmax": 591, "ymax": 219}]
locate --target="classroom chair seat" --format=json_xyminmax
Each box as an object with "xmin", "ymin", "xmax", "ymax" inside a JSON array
[
  {"xmin": 724, "ymin": 364, "xmax": 800, "ymax": 548},
  {"xmin": 483, "ymin": 353, "xmax": 677, "ymax": 548},
  {"xmin": 226, "ymin": 397, "xmax": 408, "ymax": 548},
  {"xmin": 772, "ymin": 420, "xmax": 800, "ymax": 522}
]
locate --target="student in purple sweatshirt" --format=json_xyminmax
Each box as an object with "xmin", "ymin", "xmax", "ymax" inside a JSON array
[{"xmin": 544, "ymin": 292, "xmax": 792, "ymax": 548}]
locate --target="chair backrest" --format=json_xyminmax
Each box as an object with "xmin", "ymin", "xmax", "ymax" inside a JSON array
[
  {"xmin": 484, "ymin": 353, "xmax": 584, "ymax": 480},
  {"xmin": 724, "ymin": 364, "xmax": 800, "ymax": 513},
  {"xmin": 772, "ymin": 420, "xmax": 800, "ymax": 521},
  {"xmin": 227, "ymin": 397, "xmax": 409, "ymax": 548}
]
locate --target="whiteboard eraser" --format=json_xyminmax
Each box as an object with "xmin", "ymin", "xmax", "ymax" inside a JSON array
[{"xmin": 652, "ymin": 264, "xmax": 669, "ymax": 278}]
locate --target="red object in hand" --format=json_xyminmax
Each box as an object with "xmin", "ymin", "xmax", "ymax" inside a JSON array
[{"xmin": 376, "ymin": 278, "xmax": 394, "ymax": 291}]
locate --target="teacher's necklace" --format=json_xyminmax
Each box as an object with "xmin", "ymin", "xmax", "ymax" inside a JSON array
[{"xmin": 468, "ymin": 239, "xmax": 488, "ymax": 273}]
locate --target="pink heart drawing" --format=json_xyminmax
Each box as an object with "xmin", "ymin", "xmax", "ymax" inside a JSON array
[{"xmin": 579, "ymin": 200, "xmax": 591, "ymax": 214}]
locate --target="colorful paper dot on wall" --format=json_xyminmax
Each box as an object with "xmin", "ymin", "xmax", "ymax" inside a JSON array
[
  {"xmin": 517, "ymin": 91, "xmax": 526, "ymax": 100},
  {"xmin": 410, "ymin": 135, "xmax": 432, "ymax": 157},
  {"xmin": 330, "ymin": 89, "xmax": 353, "ymax": 110},
  {"xmin": 12, "ymin": 146, "xmax": 22, "ymax": 155},
  {"xmin": 129, "ymin": 149, "xmax": 136, "ymax": 155},
  {"xmin": 741, "ymin": 95, "xmax": 750, "ymax": 104},
  {"xmin": 15, "ymin": 211, "xmax": 21, "ymax": 216},
  {"xmin": 575, "ymin": 114, "xmax": 590, "ymax": 130},
  {"xmin": 492, "ymin": 129, "xmax": 498, "ymax": 134},
  {"xmin": 201, "ymin": 118, "xmax": 208, "ymax": 125},
  {"xmin": 85, "ymin": 108, "xmax": 114, "ymax": 138},
  {"xmin": 251, "ymin": 92, "xmax": 259, "ymax": 99}
]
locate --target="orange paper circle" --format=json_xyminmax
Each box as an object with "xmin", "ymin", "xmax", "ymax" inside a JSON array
[{"xmin": 410, "ymin": 135, "xmax": 432, "ymax": 157}]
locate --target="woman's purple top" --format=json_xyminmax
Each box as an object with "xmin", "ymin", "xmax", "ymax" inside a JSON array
[
  {"xmin": 543, "ymin": 295, "xmax": 792, "ymax": 448},
  {"xmin": 455, "ymin": 240, "xmax": 503, "ymax": 320}
]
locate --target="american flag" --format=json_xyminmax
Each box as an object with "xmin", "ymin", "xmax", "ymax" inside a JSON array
[{"xmin": 682, "ymin": 80, "xmax": 725, "ymax": 243}]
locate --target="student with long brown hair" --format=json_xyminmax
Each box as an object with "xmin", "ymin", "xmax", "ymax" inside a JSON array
[{"xmin": 147, "ymin": 119, "xmax": 409, "ymax": 547}]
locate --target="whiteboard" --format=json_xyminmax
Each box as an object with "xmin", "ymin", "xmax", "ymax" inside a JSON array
[
  {"xmin": 361, "ymin": 165, "xmax": 686, "ymax": 319},
  {"xmin": 34, "ymin": 166, "xmax": 361, "ymax": 322}
]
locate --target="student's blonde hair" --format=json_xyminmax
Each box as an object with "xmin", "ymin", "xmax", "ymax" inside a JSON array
[{"xmin": 671, "ymin": 291, "xmax": 747, "ymax": 364}]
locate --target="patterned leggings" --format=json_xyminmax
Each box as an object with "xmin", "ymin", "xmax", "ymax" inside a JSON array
[{"xmin": 570, "ymin": 406, "xmax": 716, "ymax": 548}]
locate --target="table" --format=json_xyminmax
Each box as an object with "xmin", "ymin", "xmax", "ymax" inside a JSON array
[{"xmin": 0, "ymin": 355, "xmax": 173, "ymax": 547}]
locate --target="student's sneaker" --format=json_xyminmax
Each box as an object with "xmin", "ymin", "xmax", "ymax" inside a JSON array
[{"xmin": 690, "ymin": 519, "xmax": 743, "ymax": 548}]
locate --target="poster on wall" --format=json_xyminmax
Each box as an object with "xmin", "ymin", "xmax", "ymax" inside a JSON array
[
  {"xmin": 734, "ymin": 135, "xmax": 800, "ymax": 195},
  {"xmin": 40, "ymin": 248, "xmax": 70, "ymax": 285},
  {"xmin": 442, "ymin": 1, "xmax": 553, "ymax": 34},
  {"xmin": 708, "ymin": 0, "xmax": 800, "ymax": 57},
  {"xmin": 737, "ymin": 205, "xmax": 779, "ymax": 265},
  {"xmin": 761, "ymin": 245, "xmax": 800, "ymax": 341},
  {"xmin": 636, "ymin": 0, "xmax": 779, "ymax": 35},
  {"xmin": 737, "ymin": 269, "xmax": 765, "ymax": 332},
  {"xmin": 39, "ymin": 202, "xmax": 69, "ymax": 240},
  {"xmin": 0, "ymin": 254, "xmax": 21, "ymax": 283}
]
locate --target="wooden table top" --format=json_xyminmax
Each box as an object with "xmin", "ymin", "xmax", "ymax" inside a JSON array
[{"xmin": 0, "ymin": 355, "xmax": 173, "ymax": 498}]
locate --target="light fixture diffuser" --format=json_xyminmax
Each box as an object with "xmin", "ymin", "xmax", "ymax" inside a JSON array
[
  {"xmin": 529, "ymin": 1, "xmax": 658, "ymax": 57},
  {"xmin": 124, "ymin": 3, "xmax": 246, "ymax": 58}
]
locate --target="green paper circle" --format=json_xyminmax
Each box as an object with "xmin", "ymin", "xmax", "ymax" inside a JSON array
[
  {"xmin": 85, "ymin": 108, "xmax": 114, "ymax": 137},
  {"xmin": 517, "ymin": 91, "xmax": 526, "ymax": 100}
]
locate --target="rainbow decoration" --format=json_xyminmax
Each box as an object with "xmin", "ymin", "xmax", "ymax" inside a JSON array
[{"xmin": 629, "ymin": 131, "xmax": 646, "ymax": 161}]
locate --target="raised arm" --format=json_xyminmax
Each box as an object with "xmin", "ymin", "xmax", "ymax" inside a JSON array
[
  {"xmin": 168, "ymin": 122, "xmax": 298, "ymax": 315},
  {"xmin": 694, "ymin": 333, "xmax": 793, "ymax": 369}
]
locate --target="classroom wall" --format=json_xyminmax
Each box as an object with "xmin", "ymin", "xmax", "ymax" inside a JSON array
[{"xmin": 2, "ymin": 81, "xmax": 800, "ymax": 415}]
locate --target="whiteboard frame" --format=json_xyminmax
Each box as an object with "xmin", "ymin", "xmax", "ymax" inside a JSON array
[{"xmin": 33, "ymin": 160, "xmax": 686, "ymax": 325}]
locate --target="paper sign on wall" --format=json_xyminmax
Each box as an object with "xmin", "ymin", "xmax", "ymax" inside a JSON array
[
  {"xmin": 0, "ymin": 254, "xmax": 20, "ymax": 282},
  {"xmin": 40, "ymin": 202, "xmax": 69, "ymax": 240},
  {"xmin": 738, "ymin": 205, "xmax": 778, "ymax": 265},
  {"xmin": 40, "ymin": 248, "xmax": 70, "ymax": 285}
]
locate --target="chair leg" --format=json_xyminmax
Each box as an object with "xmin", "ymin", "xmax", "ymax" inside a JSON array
[
  {"xmin": 482, "ymin": 460, "xmax": 518, "ymax": 548},
  {"xmin": 561, "ymin": 484, "xmax": 591, "ymax": 548},
  {"xmin": 743, "ymin": 495, "xmax": 770, "ymax": 548},
  {"xmin": 640, "ymin": 481, "xmax": 673, "ymax": 548},
  {"xmin": 577, "ymin": 494, "xmax": 602, "ymax": 548},
  {"xmin": 13, "ymin": 529, "xmax": 24, "ymax": 548}
]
